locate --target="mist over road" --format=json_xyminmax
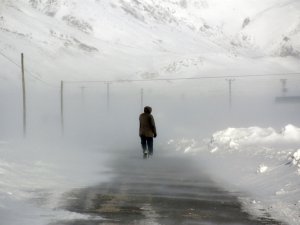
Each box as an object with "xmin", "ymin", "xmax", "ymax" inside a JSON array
[{"xmin": 53, "ymin": 149, "xmax": 284, "ymax": 225}]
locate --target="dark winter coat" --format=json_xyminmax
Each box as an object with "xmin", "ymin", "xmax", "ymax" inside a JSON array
[{"xmin": 139, "ymin": 112, "xmax": 157, "ymax": 138}]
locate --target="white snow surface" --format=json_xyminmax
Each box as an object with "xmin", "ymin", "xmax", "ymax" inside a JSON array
[
  {"xmin": 170, "ymin": 124, "xmax": 300, "ymax": 225},
  {"xmin": 0, "ymin": 140, "xmax": 110, "ymax": 225},
  {"xmin": 0, "ymin": 0, "xmax": 300, "ymax": 84}
]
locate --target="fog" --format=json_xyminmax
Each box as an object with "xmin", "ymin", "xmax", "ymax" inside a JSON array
[
  {"xmin": 1, "ymin": 75, "xmax": 300, "ymax": 144},
  {"xmin": 1, "ymin": 0, "xmax": 300, "ymax": 223},
  {"xmin": 2, "ymin": 75, "xmax": 300, "ymax": 224},
  {"xmin": 1, "ymin": 58, "xmax": 300, "ymax": 225}
]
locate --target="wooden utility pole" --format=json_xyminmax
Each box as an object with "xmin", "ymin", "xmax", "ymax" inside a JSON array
[
  {"xmin": 21, "ymin": 53, "xmax": 27, "ymax": 137},
  {"xmin": 140, "ymin": 88, "xmax": 144, "ymax": 112},
  {"xmin": 106, "ymin": 82, "xmax": 110, "ymax": 112},
  {"xmin": 280, "ymin": 79, "xmax": 288, "ymax": 96},
  {"xmin": 226, "ymin": 79, "xmax": 235, "ymax": 108},
  {"xmin": 60, "ymin": 80, "xmax": 64, "ymax": 135}
]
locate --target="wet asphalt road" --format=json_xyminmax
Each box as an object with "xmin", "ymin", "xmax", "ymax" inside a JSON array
[{"xmin": 52, "ymin": 150, "xmax": 284, "ymax": 225}]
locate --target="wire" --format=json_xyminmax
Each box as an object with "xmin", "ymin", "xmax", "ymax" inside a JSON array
[
  {"xmin": 65, "ymin": 72, "xmax": 300, "ymax": 84},
  {"xmin": 24, "ymin": 69, "xmax": 59, "ymax": 88},
  {"xmin": 2, "ymin": 49, "xmax": 300, "ymax": 88},
  {"xmin": 0, "ymin": 50, "xmax": 59, "ymax": 88},
  {"xmin": 0, "ymin": 50, "xmax": 21, "ymax": 68}
]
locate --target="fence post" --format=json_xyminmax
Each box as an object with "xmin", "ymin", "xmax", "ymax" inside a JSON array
[
  {"xmin": 107, "ymin": 82, "xmax": 110, "ymax": 112},
  {"xmin": 21, "ymin": 53, "xmax": 27, "ymax": 137},
  {"xmin": 140, "ymin": 88, "xmax": 144, "ymax": 112},
  {"xmin": 60, "ymin": 80, "xmax": 64, "ymax": 136},
  {"xmin": 226, "ymin": 79, "xmax": 235, "ymax": 108}
]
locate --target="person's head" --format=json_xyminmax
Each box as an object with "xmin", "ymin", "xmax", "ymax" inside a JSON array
[{"xmin": 144, "ymin": 106, "xmax": 152, "ymax": 114}]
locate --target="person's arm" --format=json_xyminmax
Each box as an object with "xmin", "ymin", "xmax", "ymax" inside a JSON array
[
  {"xmin": 139, "ymin": 115, "xmax": 142, "ymax": 137},
  {"xmin": 150, "ymin": 115, "xmax": 157, "ymax": 137}
]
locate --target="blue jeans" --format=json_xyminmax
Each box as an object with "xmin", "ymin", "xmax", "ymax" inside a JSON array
[{"xmin": 140, "ymin": 135, "xmax": 153, "ymax": 155}]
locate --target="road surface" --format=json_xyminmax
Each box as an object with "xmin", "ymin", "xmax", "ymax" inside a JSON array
[{"xmin": 52, "ymin": 149, "xmax": 284, "ymax": 225}]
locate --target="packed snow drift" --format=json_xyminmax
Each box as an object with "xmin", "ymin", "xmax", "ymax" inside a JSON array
[{"xmin": 170, "ymin": 124, "xmax": 300, "ymax": 225}]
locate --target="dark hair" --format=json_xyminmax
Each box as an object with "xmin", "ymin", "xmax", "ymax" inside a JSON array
[{"xmin": 144, "ymin": 106, "xmax": 152, "ymax": 113}]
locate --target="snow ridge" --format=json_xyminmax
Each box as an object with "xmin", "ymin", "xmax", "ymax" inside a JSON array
[{"xmin": 0, "ymin": 0, "xmax": 300, "ymax": 83}]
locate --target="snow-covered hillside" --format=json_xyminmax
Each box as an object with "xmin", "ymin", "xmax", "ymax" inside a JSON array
[{"xmin": 0, "ymin": 0, "xmax": 299, "ymax": 84}]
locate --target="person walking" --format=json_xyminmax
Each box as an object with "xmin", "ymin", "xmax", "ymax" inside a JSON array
[{"xmin": 139, "ymin": 106, "xmax": 157, "ymax": 158}]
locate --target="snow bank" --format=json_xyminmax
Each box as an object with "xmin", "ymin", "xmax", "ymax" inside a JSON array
[
  {"xmin": 170, "ymin": 124, "xmax": 300, "ymax": 225},
  {"xmin": 292, "ymin": 149, "xmax": 300, "ymax": 173},
  {"xmin": 211, "ymin": 124, "xmax": 300, "ymax": 151},
  {"xmin": 0, "ymin": 140, "xmax": 109, "ymax": 225}
]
